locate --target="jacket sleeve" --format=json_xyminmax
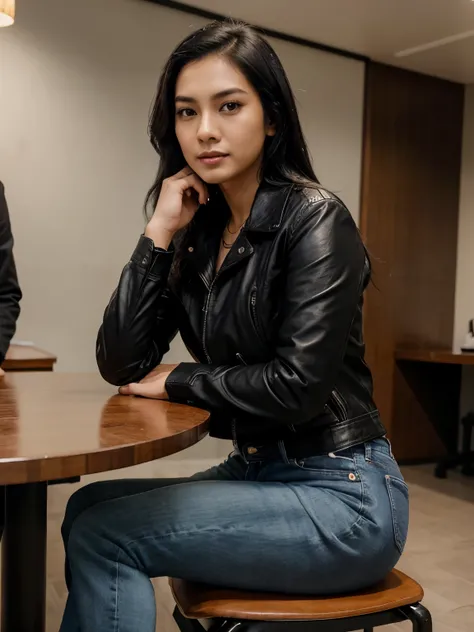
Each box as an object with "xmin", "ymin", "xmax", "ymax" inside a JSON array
[
  {"xmin": 96, "ymin": 235, "xmax": 181, "ymax": 386},
  {"xmin": 165, "ymin": 199, "xmax": 367, "ymax": 424},
  {"xmin": 0, "ymin": 182, "xmax": 22, "ymax": 364}
]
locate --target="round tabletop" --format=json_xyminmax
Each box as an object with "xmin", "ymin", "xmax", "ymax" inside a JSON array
[{"xmin": 0, "ymin": 372, "xmax": 210, "ymax": 485}]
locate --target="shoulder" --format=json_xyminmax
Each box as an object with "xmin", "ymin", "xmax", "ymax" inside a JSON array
[
  {"xmin": 283, "ymin": 184, "xmax": 366, "ymax": 272},
  {"xmin": 0, "ymin": 182, "xmax": 12, "ymax": 232},
  {"xmin": 285, "ymin": 184, "xmax": 356, "ymax": 234},
  {"xmin": 0, "ymin": 181, "xmax": 7, "ymax": 215}
]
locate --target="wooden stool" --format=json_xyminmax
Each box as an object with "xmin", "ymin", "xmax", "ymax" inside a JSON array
[{"xmin": 170, "ymin": 569, "xmax": 432, "ymax": 632}]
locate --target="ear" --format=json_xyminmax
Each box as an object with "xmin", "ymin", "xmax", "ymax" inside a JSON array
[
  {"xmin": 266, "ymin": 121, "xmax": 277, "ymax": 137},
  {"xmin": 264, "ymin": 111, "xmax": 276, "ymax": 137}
]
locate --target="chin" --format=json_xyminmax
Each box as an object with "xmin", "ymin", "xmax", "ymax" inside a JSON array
[
  {"xmin": 201, "ymin": 173, "xmax": 229, "ymax": 185},
  {"xmin": 195, "ymin": 168, "xmax": 236, "ymax": 186}
]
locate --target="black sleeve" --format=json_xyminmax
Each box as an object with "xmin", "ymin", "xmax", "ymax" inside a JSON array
[
  {"xmin": 96, "ymin": 235, "xmax": 181, "ymax": 386},
  {"xmin": 165, "ymin": 199, "xmax": 367, "ymax": 424},
  {"xmin": 0, "ymin": 182, "xmax": 22, "ymax": 363}
]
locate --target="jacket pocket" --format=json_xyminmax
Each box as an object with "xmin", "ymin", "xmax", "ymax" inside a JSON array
[
  {"xmin": 385, "ymin": 474, "xmax": 409, "ymax": 555},
  {"xmin": 325, "ymin": 389, "xmax": 349, "ymax": 422}
]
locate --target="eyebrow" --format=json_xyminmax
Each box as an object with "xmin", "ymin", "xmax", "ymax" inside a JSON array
[{"xmin": 175, "ymin": 88, "xmax": 248, "ymax": 103}]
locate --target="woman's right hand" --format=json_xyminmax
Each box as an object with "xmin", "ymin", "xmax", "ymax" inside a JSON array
[{"xmin": 145, "ymin": 167, "xmax": 208, "ymax": 249}]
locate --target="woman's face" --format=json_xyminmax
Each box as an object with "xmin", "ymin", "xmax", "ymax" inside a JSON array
[{"xmin": 174, "ymin": 54, "xmax": 275, "ymax": 186}]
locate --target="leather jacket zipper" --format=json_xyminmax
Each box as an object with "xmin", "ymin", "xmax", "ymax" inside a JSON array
[
  {"xmin": 202, "ymin": 276, "xmax": 219, "ymax": 363},
  {"xmin": 250, "ymin": 289, "xmax": 265, "ymax": 344},
  {"xmin": 231, "ymin": 353, "xmax": 248, "ymax": 450}
]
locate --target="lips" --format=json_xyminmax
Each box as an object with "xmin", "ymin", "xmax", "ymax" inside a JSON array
[{"xmin": 198, "ymin": 152, "xmax": 229, "ymax": 165}]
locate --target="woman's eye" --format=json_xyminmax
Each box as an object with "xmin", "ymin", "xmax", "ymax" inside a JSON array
[
  {"xmin": 176, "ymin": 108, "xmax": 195, "ymax": 118},
  {"xmin": 221, "ymin": 102, "xmax": 241, "ymax": 113}
]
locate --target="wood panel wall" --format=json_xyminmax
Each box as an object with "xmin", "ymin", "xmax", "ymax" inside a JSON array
[{"xmin": 360, "ymin": 62, "xmax": 465, "ymax": 461}]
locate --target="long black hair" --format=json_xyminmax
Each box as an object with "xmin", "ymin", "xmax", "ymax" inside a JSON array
[{"xmin": 145, "ymin": 19, "xmax": 319, "ymax": 219}]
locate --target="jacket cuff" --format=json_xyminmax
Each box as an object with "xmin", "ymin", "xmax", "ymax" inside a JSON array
[
  {"xmin": 165, "ymin": 363, "xmax": 210, "ymax": 405},
  {"xmin": 131, "ymin": 235, "xmax": 174, "ymax": 278}
]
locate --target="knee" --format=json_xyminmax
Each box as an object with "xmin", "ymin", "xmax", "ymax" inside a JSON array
[{"xmin": 61, "ymin": 481, "xmax": 108, "ymax": 546}]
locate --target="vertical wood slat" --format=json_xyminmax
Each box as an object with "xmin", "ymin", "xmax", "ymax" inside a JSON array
[{"xmin": 360, "ymin": 62, "xmax": 464, "ymax": 460}]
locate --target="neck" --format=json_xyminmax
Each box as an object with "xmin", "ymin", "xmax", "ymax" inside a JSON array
[{"xmin": 219, "ymin": 162, "xmax": 261, "ymax": 228}]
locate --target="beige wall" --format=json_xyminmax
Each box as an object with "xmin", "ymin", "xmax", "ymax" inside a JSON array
[
  {"xmin": 0, "ymin": 0, "xmax": 364, "ymax": 459},
  {"xmin": 455, "ymin": 84, "xmax": 474, "ymax": 419},
  {"xmin": 0, "ymin": 0, "xmax": 365, "ymax": 368}
]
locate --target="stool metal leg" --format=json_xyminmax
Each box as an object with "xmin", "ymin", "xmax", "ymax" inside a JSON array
[
  {"xmin": 209, "ymin": 622, "xmax": 244, "ymax": 632},
  {"xmin": 401, "ymin": 603, "xmax": 433, "ymax": 631}
]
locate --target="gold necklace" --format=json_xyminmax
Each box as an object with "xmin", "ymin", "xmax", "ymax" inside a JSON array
[
  {"xmin": 221, "ymin": 218, "xmax": 246, "ymax": 249},
  {"xmin": 226, "ymin": 217, "xmax": 247, "ymax": 234}
]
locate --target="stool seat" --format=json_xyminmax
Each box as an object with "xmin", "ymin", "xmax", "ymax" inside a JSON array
[{"xmin": 170, "ymin": 569, "xmax": 424, "ymax": 622}]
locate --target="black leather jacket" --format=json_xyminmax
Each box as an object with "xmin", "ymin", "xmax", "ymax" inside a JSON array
[
  {"xmin": 0, "ymin": 182, "xmax": 22, "ymax": 364},
  {"xmin": 97, "ymin": 184, "xmax": 386, "ymax": 457}
]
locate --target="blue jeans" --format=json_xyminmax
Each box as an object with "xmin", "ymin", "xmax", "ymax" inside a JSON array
[{"xmin": 59, "ymin": 437, "xmax": 409, "ymax": 632}]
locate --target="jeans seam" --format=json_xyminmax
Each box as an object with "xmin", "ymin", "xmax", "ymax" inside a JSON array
[
  {"xmin": 385, "ymin": 476, "xmax": 403, "ymax": 554},
  {"xmin": 365, "ymin": 442, "xmax": 372, "ymax": 461},
  {"xmin": 328, "ymin": 454, "xmax": 354, "ymax": 463},
  {"xmin": 288, "ymin": 467, "xmax": 366, "ymax": 552},
  {"xmin": 122, "ymin": 523, "xmax": 243, "ymax": 549}
]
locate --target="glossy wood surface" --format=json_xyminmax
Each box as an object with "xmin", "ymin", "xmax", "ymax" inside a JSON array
[
  {"xmin": 0, "ymin": 372, "xmax": 209, "ymax": 485},
  {"xmin": 396, "ymin": 348, "xmax": 474, "ymax": 366},
  {"xmin": 3, "ymin": 344, "xmax": 57, "ymax": 371},
  {"xmin": 170, "ymin": 569, "xmax": 423, "ymax": 621}
]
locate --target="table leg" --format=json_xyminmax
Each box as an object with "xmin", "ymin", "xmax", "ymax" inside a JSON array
[{"xmin": 1, "ymin": 482, "xmax": 47, "ymax": 632}]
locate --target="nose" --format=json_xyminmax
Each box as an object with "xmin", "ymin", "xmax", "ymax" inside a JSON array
[{"xmin": 197, "ymin": 111, "xmax": 220, "ymax": 143}]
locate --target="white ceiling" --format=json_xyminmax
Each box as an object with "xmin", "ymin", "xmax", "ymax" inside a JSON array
[{"xmin": 179, "ymin": 0, "xmax": 474, "ymax": 84}]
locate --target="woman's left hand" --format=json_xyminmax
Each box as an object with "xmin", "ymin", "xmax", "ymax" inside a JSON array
[{"xmin": 118, "ymin": 364, "xmax": 179, "ymax": 399}]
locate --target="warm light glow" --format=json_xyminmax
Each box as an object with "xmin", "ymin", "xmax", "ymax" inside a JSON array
[{"xmin": 0, "ymin": 0, "xmax": 15, "ymax": 27}]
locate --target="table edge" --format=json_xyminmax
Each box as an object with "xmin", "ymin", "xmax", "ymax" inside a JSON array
[{"xmin": 0, "ymin": 416, "xmax": 210, "ymax": 485}]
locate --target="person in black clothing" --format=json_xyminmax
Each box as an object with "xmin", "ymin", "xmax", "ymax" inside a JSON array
[
  {"xmin": 0, "ymin": 181, "xmax": 22, "ymax": 539},
  {"xmin": 59, "ymin": 21, "xmax": 409, "ymax": 632},
  {"xmin": 0, "ymin": 181, "xmax": 22, "ymax": 376}
]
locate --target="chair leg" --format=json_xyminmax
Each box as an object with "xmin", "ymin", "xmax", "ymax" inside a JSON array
[
  {"xmin": 400, "ymin": 603, "xmax": 433, "ymax": 632},
  {"xmin": 209, "ymin": 622, "xmax": 244, "ymax": 632}
]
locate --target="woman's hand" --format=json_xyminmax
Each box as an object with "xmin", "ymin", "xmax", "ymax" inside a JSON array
[
  {"xmin": 118, "ymin": 364, "xmax": 179, "ymax": 399},
  {"xmin": 145, "ymin": 167, "xmax": 208, "ymax": 249},
  {"xmin": 0, "ymin": 367, "xmax": 4, "ymax": 378}
]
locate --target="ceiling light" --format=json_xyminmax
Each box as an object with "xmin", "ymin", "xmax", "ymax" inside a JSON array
[{"xmin": 0, "ymin": 0, "xmax": 15, "ymax": 28}]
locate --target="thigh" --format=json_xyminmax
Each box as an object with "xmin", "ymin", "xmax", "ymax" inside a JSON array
[
  {"xmin": 62, "ymin": 452, "xmax": 245, "ymax": 544},
  {"xmin": 69, "ymin": 476, "xmax": 321, "ymax": 594}
]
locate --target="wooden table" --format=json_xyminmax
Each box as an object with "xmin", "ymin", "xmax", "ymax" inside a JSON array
[
  {"xmin": 395, "ymin": 348, "xmax": 474, "ymax": 366},
  {"xmin": 3, "ymin": 344, "xmax": 57, "ymax": 371},
  {"xmin": 0, "ymin": 372, "xmax": 210, "ymax": 632},
  {"xmin": 395, "ymin": 348, "xmax": 474, "ymax": 476}
]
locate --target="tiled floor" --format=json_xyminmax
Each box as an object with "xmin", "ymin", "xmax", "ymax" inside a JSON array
[{"xmin": 25, "ymin": 444, "xmax": 474, "ymax": 631}]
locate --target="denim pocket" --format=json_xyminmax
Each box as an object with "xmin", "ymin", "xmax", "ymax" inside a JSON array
[
  {"xmin": 385, "ymin": 474, "xmax": 409, "ymax": 554},
  {"xmin": 291, "ymin": 453, "xmax": 359, "ymax": 479}
]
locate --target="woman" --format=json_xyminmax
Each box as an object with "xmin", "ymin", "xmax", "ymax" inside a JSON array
[{"xmin": 60, "ymin": 20, "xmax": 409, "ymax": 632}]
